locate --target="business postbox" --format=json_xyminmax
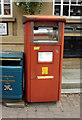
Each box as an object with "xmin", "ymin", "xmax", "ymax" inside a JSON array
[{"xmin": 23, "ymin": 15, "xmax": 66, "ymax": 102}]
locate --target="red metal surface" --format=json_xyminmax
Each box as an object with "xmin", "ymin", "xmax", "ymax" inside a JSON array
[
  {"xmin": 30, "ymin": 45, "xmax": 60, "ymax": 102},
  {"xmin": 24, "ymin": 15, "xmax": 66, "ymax": 102},
  {"xmin": 23, "ymin": 15, "xmax": 66, "ymax": 23},
  {"xmin": 24, "ymin": 22, "xmax": 31, "ymax": 102},
  {"xmin": 58, "ymin": 22, "xmax": 65, "ymax": 100}
]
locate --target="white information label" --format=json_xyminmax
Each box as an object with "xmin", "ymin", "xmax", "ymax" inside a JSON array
[
  {"xmin": 0, "ymin": 23, "xmax": 7, "ymax": 35},
  {"xmin": 38, "ymin": 52, "xmax": 53, "ymax": 62}
]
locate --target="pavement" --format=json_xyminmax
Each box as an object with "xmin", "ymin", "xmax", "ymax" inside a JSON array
[
  {"xmin": 62, "ymin": 69, "xmax": 81, "ymax": 93},
  {"xmin": 0, "ymin": 69, "xmax": 81, "ymax": 119},
  {"xmin": 1, "ymin": 94, "xmax": 80, "ymax": 119}
]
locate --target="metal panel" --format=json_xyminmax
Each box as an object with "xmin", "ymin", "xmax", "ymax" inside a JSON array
[
  {"xmin": 30, "ymin": 45, "xmax": 60, "ymax": 102},
  {"xmin": 0, "ymin": 66, "xmax": 23, "ymax": 99}
]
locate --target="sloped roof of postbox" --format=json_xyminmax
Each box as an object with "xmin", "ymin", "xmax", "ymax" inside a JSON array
[{"xmin": 23, "ymin": 15, "xmax": 66, "ymax": 24}]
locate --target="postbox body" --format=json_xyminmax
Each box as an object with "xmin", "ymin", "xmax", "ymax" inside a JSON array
[{"xmin": 23, "ymin": 15, "xmax": 66, "ymax": 102}]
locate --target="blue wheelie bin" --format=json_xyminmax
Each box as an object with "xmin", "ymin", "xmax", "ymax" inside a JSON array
[{"xmin": 0, "ymin": 51, "xmax": 23, "ymax": 99}]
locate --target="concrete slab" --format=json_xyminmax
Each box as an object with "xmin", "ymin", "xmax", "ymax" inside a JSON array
[
  {"xmin": 62, "ymin": 78, "xmax": 80, "ymax": 83},
  {"xmin": 62, "ymin": 69, "xmax": 81, "ymax": 92},
  {"xmin": 1, "ymin": 94, "xmax": 80, "ymax": 118},
  {"xmin": 61, "ymin": 89, "xmax": 80, "ymax": 94},
  {"xmin": 62, "ymin": 83, "xmax": 80, "ymax": 89}
]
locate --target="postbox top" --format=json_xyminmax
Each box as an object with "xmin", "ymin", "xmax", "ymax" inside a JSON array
[{"xmin": 23, "ymin": 15, "xmax": 66, "ymax": 24}]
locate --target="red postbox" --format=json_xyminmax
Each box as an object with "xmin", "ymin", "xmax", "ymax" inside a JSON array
[{"xmin": 23, "ymin": 15, "xmax": 66, "ymax": 102}]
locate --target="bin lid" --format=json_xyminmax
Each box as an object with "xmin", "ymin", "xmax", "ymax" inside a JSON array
[
  {"xmin": 23, "ymin": 15, "xmax": 66, "ymax": 24},
  {"xmin": 0, "ymin": 51, "xmax": 23, "ymax": 59}
]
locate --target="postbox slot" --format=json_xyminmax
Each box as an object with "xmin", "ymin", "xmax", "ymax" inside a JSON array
[
  {"xmin": 34, "ymin": 26, "xmax": 58, "ymax": 30},
  {"xmin": 34, "ymin": 26, "xmax": 58, "ymax": 43},
  {"xmin": 32, "ymin": 22, "xmax": 62, "ymax": 44},
  {"xmin": 0, "ymin": 59, "xmax": 21, "ymax": 66}
]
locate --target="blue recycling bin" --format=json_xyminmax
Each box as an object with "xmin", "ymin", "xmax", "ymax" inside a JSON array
[{"xmin": 0, "ymin": 51, "xmax": 23, "ymax": 99}]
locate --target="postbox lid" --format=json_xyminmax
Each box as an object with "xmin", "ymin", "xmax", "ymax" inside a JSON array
[
  {"xmin": 23, "ymin": 15, "xmax": 66, "ymax": 24},
  {"xmin": 0, "ymin": 51, "xmax": 23, "ymax": 59}
]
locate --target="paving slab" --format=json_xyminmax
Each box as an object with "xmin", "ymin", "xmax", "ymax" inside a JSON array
[
  {"xmin": 62, "ymin": 69, "xmax": 80, "ymax": 80},
  {"xmin": 62, "ymin": 69, "xmax": 81, "ymax": 92},
  {"xmin": 61, "ymin": 89, "xmax": 80, "ymax": 93},
  {"xmin": 1, "ymin": 94, "xmax": 80, "ymax": 119}
]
